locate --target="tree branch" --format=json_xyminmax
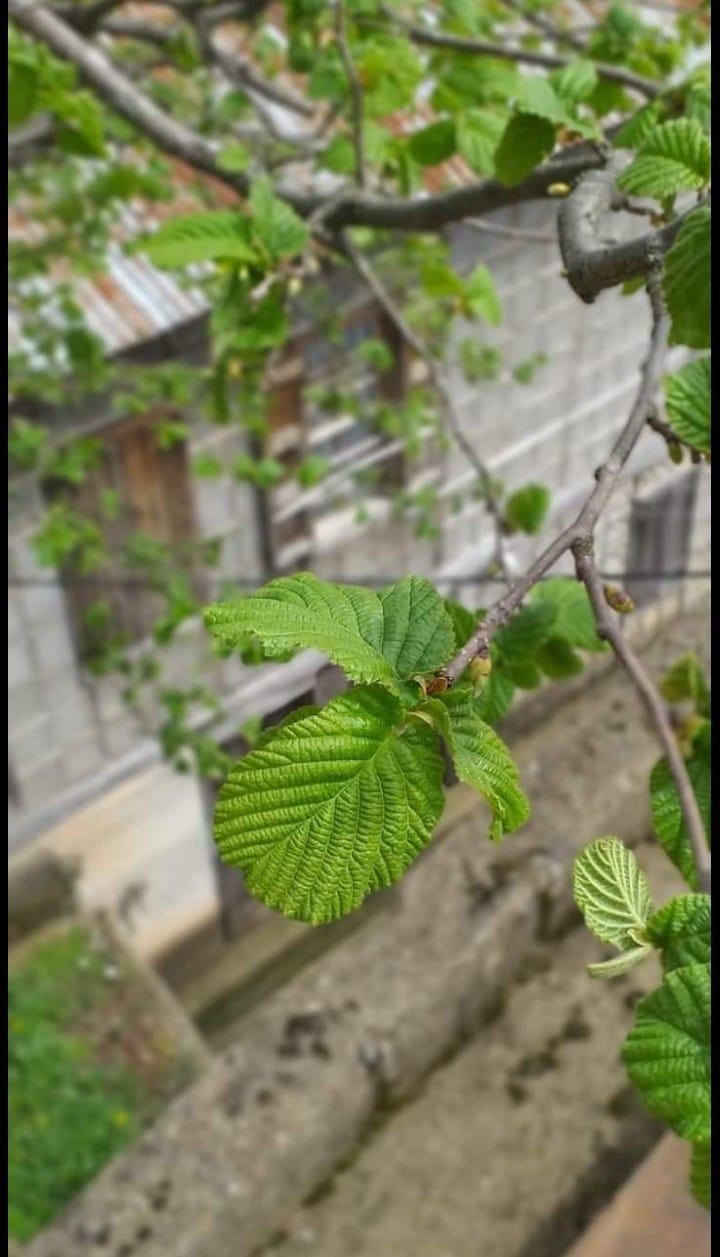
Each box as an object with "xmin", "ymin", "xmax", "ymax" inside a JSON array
[
  {"xmin": 10, "ymin": 0, "xmax": 246, "ymax": 187},
  {"xmin": 333, "ymin": 0, "xmax": 366, "ymax": 188},
  {"xmin": 557, "ymin": 164, "xmax": 700, "ymax": 302},
  {"xmin": 198, "ymin": 26, "xmax": 316, "ymax": 118},
  {"xmin": 498, "ymin": 0, "xmax": 588, "ymax": 53},
  {"xmin": 314, "ymin": 144, "xmax": 610, "ymax": 232},
  {"xmin": 9, "ymin": 1, "xmax": 615, "ymax": 233},
  {"xmin": 8, "ymin": 114, "xmax": 55, "ymax": 166},
  {"xmin": 463, "ymin": 217, "xmax": 556, "ymax": 244},
  {"xmin": 574, "ymin": 546, "xmax": 711, "ymax": 894},
  {"xmin": 366, "ymin": 6, "xmax": 661, "ymax": 100},
  {"xmin": 338, "ymin": 231, "xmax": 513, "ymax": 581},
  {"xmin": 646, "ymin": 406, "xmax": 704, "ymax": 463},
  {"xmin": 442, "ymin": 276, "xmax": 669, "ymax": 681}
]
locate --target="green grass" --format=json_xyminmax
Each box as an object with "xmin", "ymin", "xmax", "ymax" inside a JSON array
[{"xmin": 8, "ymin": 927, "xmax": 182, "ymax": 1242}]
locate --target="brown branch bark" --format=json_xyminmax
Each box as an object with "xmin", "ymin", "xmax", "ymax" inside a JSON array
[
  {"xmin": 10, "ymin": 0, "xmax": 243, "ymax": 186},
  {"xmin": 575, "ymin": 546, "xmax": 711, "ymax": 894},
  {"xmin": 367, "ymin": 5, "xmax": 660, "ymax": 99},
  {"xmin": 442, "ymin": 275, "xmax": 710, "ymax": 890},
  {"xmin": 498, "ymin": 0, "xmax": 588, "ymax": 53},
  {"xmin": 647, "ymin": 408, "xmax": 704, "ymax": 462},
  {"xmin": 442, "ymin": 277, "xmax": 669, "ymax": 681},
  {"xmin": 9, "ymin": 0, "xmax": 613, "ymax": 232},
  {"xmin": 557, "ymin": 165, "xmax": 700, "ymax": 303}
]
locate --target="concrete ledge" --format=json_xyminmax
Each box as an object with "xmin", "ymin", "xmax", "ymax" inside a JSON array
[
  {"xmin": 23, "ymin": 607, "xmax": 709, "ymax": 1257},
  {"xmin": 564, "ymin": 1135, "xmax": 710, "ymax": 1257},
  {"xmin": 7, "ymin": 849, "xmax": 77, "ymax": 947}
]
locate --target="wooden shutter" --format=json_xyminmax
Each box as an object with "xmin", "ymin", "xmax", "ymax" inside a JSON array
[{"xmin": 55, "ymin": 410, "xmax": 201, "ymax": 657}]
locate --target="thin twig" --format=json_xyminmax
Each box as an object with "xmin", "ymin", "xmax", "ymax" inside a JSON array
[
  {"xmin": 443, "ymin": 276, "xmax": 669, "ymax": 681},
  {"xmin": 498, "ymin": 0, "xmax": 588, "ymax": 52},
  {"xmin": 463, "ymin": 217, "xmax": 556, "ymax": 244},
  {"xmin": 364, "ymin": 5, "xmax": 660, "ymax": 100},
  {"xmin": 647, "ymin": 408, "xmax": 704, "ymax": 462},
  {"xmin": 338, "ymin": 231, "xmax": 513, "ymax": 581},
  {"xmin": 10, "ymin": 0, "xmax": 612, "ymax": 232},
  {"xmin": 333, "ymin": 0, "xmax": 366, "ymax": 188},
  {"xmin": 575, "ymin": 546, "xmax": 711, "ymax": 894}
]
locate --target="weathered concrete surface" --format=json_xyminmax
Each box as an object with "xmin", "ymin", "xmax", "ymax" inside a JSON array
[
  {"xmin": 261, "ymin": 839, "xmax": 682, "ymax": 1257},
  {"xmin": 7, "ymin": 848, "xmax": 77, "ymax": 947},
  {"xmin": 23, "ymin": 609, "xmax": 709, "ymax": 1257}
]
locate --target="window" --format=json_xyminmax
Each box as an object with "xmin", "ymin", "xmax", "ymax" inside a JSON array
[
  {"xmin": 49, "ymin": 410, "xmax": 203, "ymax": 659},
  {"xmin": 208, "ymin": 665, "xmax": 348, "ymax": 941},
  {"xmin": 625, "ymin": 469, "xmax": 699, "ymax": 607},
  {"xmin": 264, "ymin": 304, "xmax": 410, "ymax": 569}
]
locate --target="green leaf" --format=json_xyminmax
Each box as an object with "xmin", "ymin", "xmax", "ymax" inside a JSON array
[
  {"xmin": 192, "ymin": 452, "xmax": 223, "ymax": 478},
  {"xmin": 664, "ymin": 357, "xmax": 711, "ymax": 455},
  {"xmin": 214, "ymin": 686, "xmax": 446, "ymax": 923},
  {"xmin": 550, "ymin": 60, "xmax": 599, "ymax": 104},
  {"xmin": 622, "ymin": 962, "xmax": 710, "ymax": 1141},
  {"xmin": 204, "ymin": 573, "xmax": 454, "ymax": 698},
  {"xmin": 495, "ymin": 602, "xmax": 557, "ymax": 663},
  {"xmin": 444, "ymin": 599, "xmax": 477, "ymax": 649},
  {"xmin": 249, "ymin": 179, "xmax": 308, "ymax": 259},
  {"xmin": 617, "ymin": 119, "xmax": 711, "ymax": 199},
  {"xmin": 494, "ymin": 113, "xmax": 557, "ymax": 186},
  {"xmin": 456, "ymin": 109, "xmax": 506, "ymax": 175},
  {"xmin": 217, "ymin": 141, "xmax": 250, "ymax": 172},
  {"xmin": 473, "ymin": 663, "xmax": 516, "ymax": 725},
  {"xmin": 663, "ymin": 206, "xmax": 711, "ymax": 350},
  {"xmin": 504, "ymin": 483, "xmax": 550, "ymax": 535},
  {"xmin": 612, "ymin": 101, "xmax": 663, "ymax": 149},
  {"xmin": 320, "ymin": 135, "xmax": 356, "ymax": 174},
  {"xmin": 9, "ymin": 63, "xmax": 37, "ymax": 127},
  {"xmin": 408, "ymin": 118, "xmax": 456, "ymax": 166},
  {"xmin": 690, "ymin": 1142, "xmax": 711, "ymax": 1210},
  {"xmin": 686, "ymin": 80, "xmax": 711, "ymax": 135},
  {"xmin": 514, "ymin": 75, "xmax": 571, "ymax": 124},
  {"xmin": 140, "ymin": 212, "xmax": 257, "ymax": 269},
  {"xmin": 531, "ymin": 577, "xmax": 606, "ymax": 652},
  {"xmin": 646, "ymin": 895, "xmax": 711, "ymax": 972},
  {"xmin": 378, "ymin": 577, "xmax": 456, "ymax": 679},
  {"xmin": 428, "ymin": 691, "xmax": 530, "ymax": 842},
  {"xmin": 295, "ymin": 454, "xmax": 330, "ymax": 488},
  {"xmin": 573, "ymin": 837, "xmax": 653, "ymax": 949},
  {"xmin": 650, "ymin": 725, "xmax": 710, "ymax": 889},
  {"xmin": 659, "ymin": 653, "xmax": 710, "ymax": 715},
  {"xmin": 587, "ymin": 946, "xmax": 653, "ymax": 980},
  {"xmin": 534, "ymin": 637, "xmax": 584, "ymax": 679},
  {"xmin": 420, "ymin": 262, "xmax": 465, "ymax": 299},
  {"xmin": 463, "ymin": 265, "xmax": 502, "ymax": 324}
]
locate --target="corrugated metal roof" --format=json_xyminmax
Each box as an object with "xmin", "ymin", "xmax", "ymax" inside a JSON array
[{"xmin": 8, "ymin": 170, "xmax": 214, "ymax": 356}]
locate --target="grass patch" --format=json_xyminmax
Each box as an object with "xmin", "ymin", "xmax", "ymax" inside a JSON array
[{"xmin": 8, "ymin": 924, "xmax": 195, "ymax": 1242}]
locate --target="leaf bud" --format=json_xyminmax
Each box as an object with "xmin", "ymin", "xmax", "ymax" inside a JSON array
[{"xmin": 603, "ymin": 584, "xmax": 635, "ymax": 614}]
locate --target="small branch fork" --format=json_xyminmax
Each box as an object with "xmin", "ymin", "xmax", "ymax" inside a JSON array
[
  {"xmin": 575, "ymin": 547, "xmax": 711, "ymax": 895},
  {"xmin": 364, "ymin": 4, "xmax": 661, "ymax": 100},
  {"xmin": 443, "ymin": 275, "xmax": 710, "ymax": 893},
  {"xmin": 8, "ymin": 0, "xmax": 614, "ymax": 230},
  {"xmin": 557, "ymin": 163, "xmax": 699, "ymax": 304}
]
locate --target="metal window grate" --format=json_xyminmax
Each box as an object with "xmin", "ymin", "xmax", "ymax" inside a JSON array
[{"xmin": 625, "ymin": 469, "xmax": 700, "ymax": 607}]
